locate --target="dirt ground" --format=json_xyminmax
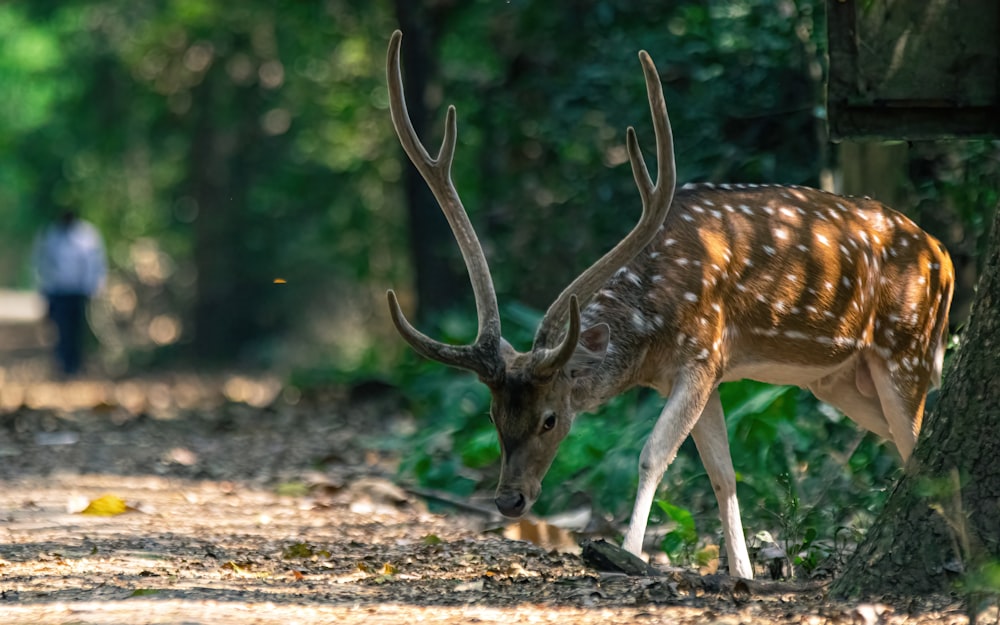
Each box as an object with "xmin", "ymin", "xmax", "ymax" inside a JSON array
[{"xmin": 0, "ymin": 355, "xmax": 984, "ymax": 625}]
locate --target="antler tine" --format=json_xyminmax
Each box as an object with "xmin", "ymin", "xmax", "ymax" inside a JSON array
[
  {"xmin": 532, "ymin": 295, "xmax": 582, "ymax": 379},
  {"xmin": 386, "ymin": 30, "xmax": 503, "ymax": 379},
  {"xmin": 533, "ymin": 49, "xmax": 675, "ymax": 352}
]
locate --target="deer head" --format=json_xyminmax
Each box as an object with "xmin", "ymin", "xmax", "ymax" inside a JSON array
[{"xmin": 384, "ymin": 30, "xmax": 675, "ymax": 518}]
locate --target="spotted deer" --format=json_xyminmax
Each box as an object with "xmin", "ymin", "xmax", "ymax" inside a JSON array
[{"xmin": 384, "ymin": 30, "xmax": 954, "ymax": 579}]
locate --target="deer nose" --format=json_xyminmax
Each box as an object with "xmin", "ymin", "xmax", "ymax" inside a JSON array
[{"xmin": 495, "ymin": 491, "xmax": 526, "ymax": 517}]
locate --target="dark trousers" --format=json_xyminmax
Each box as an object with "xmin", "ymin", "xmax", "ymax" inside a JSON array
[{"xmin": 47, "ymin": 293, "xmax": 88, "ymax": 375}]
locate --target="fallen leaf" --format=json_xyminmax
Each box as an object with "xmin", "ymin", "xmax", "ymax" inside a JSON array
[
  {"xmin": 80, "ymin": 494, "xmax": 130, "ymax": 516},
  {"xmin": 502, "ymin": 518, "xmax": 579, "ymax": 553},
  {"xmin": 696, "ymin": 544, "xmax": 720, "ymax": 575},
  {"xmin": 454, "ymin": 579, "xmax": 484, "ymax": 592},
  {"xmin": 282, "ymin": 542, "xmax": 316, "ymax": 559},
  {"xmin": 129, "ymin": 589, "xmax": 161, "ymax": 597}
]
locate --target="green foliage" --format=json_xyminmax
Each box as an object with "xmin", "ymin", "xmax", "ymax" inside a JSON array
[{"xmin": 656, "ymin": 499, "xmax": 699, "ymax": 565}]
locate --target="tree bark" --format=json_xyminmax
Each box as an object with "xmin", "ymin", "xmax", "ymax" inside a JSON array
[{"xmin": 832, "ymin": 204, "xmax": 1000, "ymax": 598}]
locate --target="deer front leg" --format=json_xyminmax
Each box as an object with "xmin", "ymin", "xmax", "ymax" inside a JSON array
[
  {"xmin": 621, "ymin": 371, "xmax": 715, "ymax": 559},
  {"xmin": 690, "ymin": 390, "xmax": 752, "ymax": 579}
]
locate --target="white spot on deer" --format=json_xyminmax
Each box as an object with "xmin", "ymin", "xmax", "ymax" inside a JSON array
[
  {"xmin": 710, "ymin": 210, "xmax": 722, "ymax": 219},
  {"xmin": 676, "ymin": 258, "xmax": 690, "ymax": 266},
  {"xmin": 814, "ymin": 211, "xmax": 828, "ymax": 221},
  {"xmin": 664, "ymin": 238, "xmax": 677, "ymax": 247},
  {"xmin": 836, "ymin": 202, "xmax": 847, "ymax": 212},
  {"xmin": 763, "ymin": 206, "xmax": 775, "ymax": 216},
  {"xmin": 631, "ymin": 311, "xmax": 649, "ymax": 333},
  {"xmin": 774, "ymin": 228, "xmax": 788, "ymax": 240},
  {"xmin": 841, "ymin": 276, "xmax": 852, "ymax": 288},
  {"xmin": 681, "ymin": 213, "xmax": 694, "ymax": 222},
  {"xmin": 900, "ymin": 238, "xmax": 909, "ymax": 247},
  {"xmin": 651, "ymin": 274, "xmax": 664, "ymax": 282},
  {"xmin": 815, "ymin": 336, "xmax": 834, "ymax": 345},
  {"xmin": 699, "ymin": 317, "xmax": 708, "ymax": 326},
  {"xmin": 775, "ymin": 301, "xmax": 787, "ymax": 313},
  {"xmin": 824, "ymin": 310, "xmax": 836, "ymax": 319},
  {"xmin": 796, "ymin": 244, "xmax": 809, "ymax": 253},
  {"xmin": 784, "ymin": 330, "xmax": 810, "ymax": 340},
  {"xmin": 684, "ymin": 292, "xmax": 698, "ymax": 302},
  {"xmin": 691, "ymin": 205, "xmax": 705, "ymax": 214},
  {"xmin": 724, "ymin": 204, "xmax": 735, "ymax": 212},
  {"xmin": 756, "ymin": 293, "xmax": 768, "ymax": 304},
  {"xmin": 740, "ymin": 204, "xmax": 753, "ymax": 215},
  {"xmin": 697, "ymin": 348, "xmax": 710, "ymax": 360},
  {"xmin": 779, "ymin": 207, "xmax": 796, "ymax": 219},
  {"xmin": 805, "ymin": 305, "xmax": 818, "ymax": 315},
  {"xmin": 704, "ymin": 199, "xmax": 716, "ymax": 206},
  {"xmin": 652, "ymin": 314, "xmax": 664, "ymax": 328},
  {"xmin": 816, "ymin": 233, "xmax": 830, "ymax": 247},
  {"xmin": 839, "ymin": 244, "xmax": 850, "ymax": 257},
  {"xmin": 797, "ymin": 207, "xmax": 807, "ymax": 216},
  {"xmin": 786, "ymin": 274, "xmax": 797, "ymax": 282},
  {"xmin": 676, "ymin": 332, "xmax": 686, "ymax": 346},
  {"xmin": 824, "ymin": 281, "xmax": 834, "ymax": 291},
  {"xmin": 711, "ymin": 302, "xmax": 722, "ymax": 313},
  {"xmin": 649, "ymin": 251, "xmax": 661, "ymax": 259},
  {"xmin": 834, "ymin": 336, "xmax": 858, "ymax": 348},
  {"xmin": 780, "ymin": 191, "xmax": 792, "ymax": 199},
  {"xmin": 763, "ymin": 245, "xmax": 776, "ymax": 256},
  {"xmin": 735, "ymin": 283, "xmax": 748, "ymax": 292}
]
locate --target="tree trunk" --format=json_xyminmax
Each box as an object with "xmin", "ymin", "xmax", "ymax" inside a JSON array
[
  {"xmin": 831, "ymin": 203, "xmax": 1000, "ymax": 599},
  {"xmin": 188, "ymin": 36, "xmax": 263, "ymax": 361},
  {"xmin": 392, "ymin": 1, "xmax": 465, "ymax": 324}
]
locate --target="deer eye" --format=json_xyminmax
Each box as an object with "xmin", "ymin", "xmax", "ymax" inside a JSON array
[{"xmin": 541, "ymin": 413, "xmax": 557, "ymax": 432}]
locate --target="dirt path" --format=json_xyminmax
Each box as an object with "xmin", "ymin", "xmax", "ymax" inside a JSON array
[{"xmin": 0, "ymin": 373, "xmax": 977, "ymax": 624}]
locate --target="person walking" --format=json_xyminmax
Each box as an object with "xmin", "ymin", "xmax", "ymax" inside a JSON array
[{"xmin": 32, "ymin": 210, "xmax": 107, "ymax": 376}]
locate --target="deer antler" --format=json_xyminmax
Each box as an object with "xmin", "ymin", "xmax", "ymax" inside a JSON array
[
  {"xmin": 385, "ymin": 30, "xmax": 504, "ymax": 382},
  {"xmin": 532, "ymin": 50, "xmax": 676, "ymax": 357}
]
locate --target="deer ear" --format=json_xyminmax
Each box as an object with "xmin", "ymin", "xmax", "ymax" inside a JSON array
[{"xmin": 566, "ymin": 323, "xmax": 610, "ymax": 379}]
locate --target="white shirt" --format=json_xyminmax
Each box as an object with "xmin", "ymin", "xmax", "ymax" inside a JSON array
[{"xmin": 33, "ymin": 219, "xmax": 107, "ymax": 296}]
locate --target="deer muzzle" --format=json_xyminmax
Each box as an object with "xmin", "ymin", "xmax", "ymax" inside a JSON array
[{"xmin": 494, "ymin": 490, "xmax": 527, "ymax": 517}]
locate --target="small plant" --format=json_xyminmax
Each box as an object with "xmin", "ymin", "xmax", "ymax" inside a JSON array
[{"xmin": 656, "ymin": 499, "xmax": 699, "ymax": 567}]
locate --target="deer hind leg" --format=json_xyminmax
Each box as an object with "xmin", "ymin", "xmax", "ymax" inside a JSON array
[
  {"xmin": 690, "ymin": 389, "xmax": 753, "ymax": 579},
  {"xmin": 807, "ymin": 359, "xmax": 893, "ymax": 443},
  {"xmin": 863, "ymin": 352, "xmax": 928, "ymax": 462},
  {"xmin": 621, "ymin": 368, "xmax": 716, "ymax": 559}
]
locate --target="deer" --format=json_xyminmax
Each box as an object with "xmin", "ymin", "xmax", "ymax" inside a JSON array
[{"xmin": 383, "ymin": 30, "xmax": 954, "ymax": 579}]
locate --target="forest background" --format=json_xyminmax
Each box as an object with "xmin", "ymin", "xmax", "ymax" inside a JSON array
[{"xmin": 1, "ymin": 0, "xmax": 998, "ymax": 569}]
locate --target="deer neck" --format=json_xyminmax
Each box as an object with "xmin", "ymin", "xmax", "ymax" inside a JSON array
[{"xmin": 568, "ymin": 295, "xmax": 663, "ymax": 414}]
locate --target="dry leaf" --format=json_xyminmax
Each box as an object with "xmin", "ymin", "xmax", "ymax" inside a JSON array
[
  {"xmin": 80, "ymin": 494, "xmax": 129, "ymax": 516},
  {"xmin": 502, "ymin": 518, "xmax": 579, "ymax": 553}
]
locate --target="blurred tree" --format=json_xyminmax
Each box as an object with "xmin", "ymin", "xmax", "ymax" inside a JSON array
[{"xmin": 390, "ymin": 0, "xmax": 467, "ymax": 324}]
